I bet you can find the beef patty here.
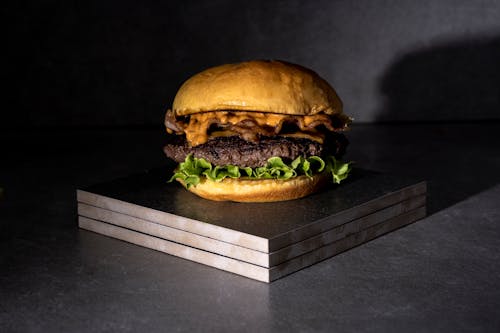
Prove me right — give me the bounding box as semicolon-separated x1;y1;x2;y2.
163;134;348;168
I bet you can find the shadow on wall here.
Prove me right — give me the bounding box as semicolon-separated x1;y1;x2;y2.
377;36;500;122
363;36;500;214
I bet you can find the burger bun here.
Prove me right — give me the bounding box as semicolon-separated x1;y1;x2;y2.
172;60;343;117
178;172;330;202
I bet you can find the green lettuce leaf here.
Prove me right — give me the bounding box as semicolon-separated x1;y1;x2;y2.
169;154;352;188
326;156;352;184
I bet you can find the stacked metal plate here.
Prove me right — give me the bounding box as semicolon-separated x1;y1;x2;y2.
77;168;426;283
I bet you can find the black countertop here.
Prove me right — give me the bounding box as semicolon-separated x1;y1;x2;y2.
2;123;500;332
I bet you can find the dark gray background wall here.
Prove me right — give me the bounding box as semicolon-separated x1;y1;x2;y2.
5;0;500;128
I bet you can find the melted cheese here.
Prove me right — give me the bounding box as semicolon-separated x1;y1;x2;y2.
182;111;334;146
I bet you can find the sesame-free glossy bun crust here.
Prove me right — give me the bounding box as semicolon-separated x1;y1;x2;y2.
178;172;330;202
172;60;343;117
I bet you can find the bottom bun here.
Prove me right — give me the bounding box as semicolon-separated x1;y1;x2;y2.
178;172;330;202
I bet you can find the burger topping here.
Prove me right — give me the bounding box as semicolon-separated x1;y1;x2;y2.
165;110;350;146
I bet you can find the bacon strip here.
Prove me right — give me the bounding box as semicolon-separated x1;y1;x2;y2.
165;110;349;146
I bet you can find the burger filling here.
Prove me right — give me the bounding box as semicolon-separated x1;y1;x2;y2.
164;110;352;187
165;110;350;146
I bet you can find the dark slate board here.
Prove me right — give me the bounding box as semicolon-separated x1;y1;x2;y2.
81;167;426;240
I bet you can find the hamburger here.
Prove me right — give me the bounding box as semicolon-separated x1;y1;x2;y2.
163;60;352;202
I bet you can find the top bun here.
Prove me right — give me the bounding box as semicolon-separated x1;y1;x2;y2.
172;60;343;117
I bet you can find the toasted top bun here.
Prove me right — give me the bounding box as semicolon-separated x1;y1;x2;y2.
172;60;343;117
178;172;330;202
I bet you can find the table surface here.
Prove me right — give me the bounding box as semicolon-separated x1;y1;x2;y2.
2;123;500;332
